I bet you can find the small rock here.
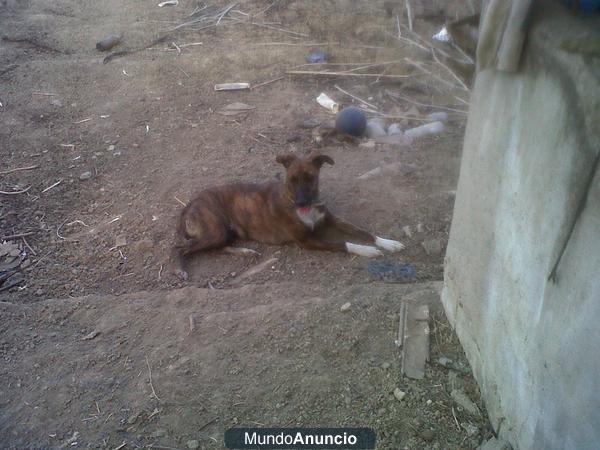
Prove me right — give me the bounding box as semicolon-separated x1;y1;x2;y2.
359;140;376;149
422;239;443;256
20;259;31;269
427;111;448;122
79;171;92;181
340;302;351;312
462;423;479;436
387;123;403;135
187;440;200;449
479;437;512;450
416;223;425;233
151;428;167;438
365;120;387;138
35;288;43;296
426;399;432;405
115;235;127;248
402;225;412;238
451;389;481;416
50;99;63;107
299;118;321;129
438;356;453;367
393;387;406;401
381;362;391;370
419;429;434;442
108;144;115;151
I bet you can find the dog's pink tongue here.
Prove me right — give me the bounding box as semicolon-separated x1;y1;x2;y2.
298;206;311;215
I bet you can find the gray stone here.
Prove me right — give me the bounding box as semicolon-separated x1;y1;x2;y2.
478;437;512;450
340;302;351;312
393;387;406;401
451;389;481;416
387;123;403;135
187;440;200;449
79;171;92;181
422;239;443;255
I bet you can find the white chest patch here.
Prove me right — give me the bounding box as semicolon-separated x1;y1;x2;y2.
296;206;325;230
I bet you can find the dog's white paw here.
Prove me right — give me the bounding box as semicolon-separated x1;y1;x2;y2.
346;242;383;258
375;236;405;252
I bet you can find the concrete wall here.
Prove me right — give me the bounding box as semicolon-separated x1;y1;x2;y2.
442;5;600;450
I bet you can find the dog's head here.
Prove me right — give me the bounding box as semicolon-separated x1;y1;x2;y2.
276;151;334;210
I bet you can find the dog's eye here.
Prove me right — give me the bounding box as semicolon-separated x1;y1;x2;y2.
305;175;314;183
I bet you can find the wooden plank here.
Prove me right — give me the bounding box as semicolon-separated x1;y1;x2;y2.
400;303;430;379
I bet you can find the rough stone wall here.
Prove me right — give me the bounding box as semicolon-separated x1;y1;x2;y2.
442;4;600;449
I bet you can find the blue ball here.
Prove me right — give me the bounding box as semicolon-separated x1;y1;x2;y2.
335;106;367;137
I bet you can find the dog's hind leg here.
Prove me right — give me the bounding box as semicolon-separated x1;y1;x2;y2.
176;233;233;281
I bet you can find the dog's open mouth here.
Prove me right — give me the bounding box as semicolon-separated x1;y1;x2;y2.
297;206;312;215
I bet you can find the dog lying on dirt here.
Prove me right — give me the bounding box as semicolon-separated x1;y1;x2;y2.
174;151;404;280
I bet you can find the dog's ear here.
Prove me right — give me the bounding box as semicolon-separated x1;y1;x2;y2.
276;153;296;168
309;153;335;168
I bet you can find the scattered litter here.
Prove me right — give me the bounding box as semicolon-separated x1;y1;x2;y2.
79;171;92;181
374;134;413;146
451;389;481;416
158;0;178;6
335;106;366;136
387;123;403;135
404;121;445;140
340;302;351;312
433;26;451;42
316;93;339;113
365;119;386;139
359;140;376;149
305;49;328;63
107;144;115;151
122;69;130;77
368;260;416;281
214;83;250;91
426;111;448;122
73;118;92;124
81;330;100;341
393;387;406;401
218;102;255;116
96;34;122;51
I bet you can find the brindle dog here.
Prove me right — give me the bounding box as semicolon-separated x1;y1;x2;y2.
175;151;404;280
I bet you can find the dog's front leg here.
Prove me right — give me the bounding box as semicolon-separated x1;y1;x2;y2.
298;237;382;258
324;211;405;252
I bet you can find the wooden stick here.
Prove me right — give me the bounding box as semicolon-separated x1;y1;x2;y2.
405;0;413;31
22;236;36;256
386;90;468;114
334;85;378;110
251;76;284;90
41;179;62;193
216;3;237;26
0;165;39;175
233;19;308;37
286;70;410;80
432;50;470;91
0;185;31;195
145;356;162;402
1;232;35;240
404;58;462;91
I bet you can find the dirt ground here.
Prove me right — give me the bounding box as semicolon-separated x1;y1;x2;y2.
1;0;491;449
